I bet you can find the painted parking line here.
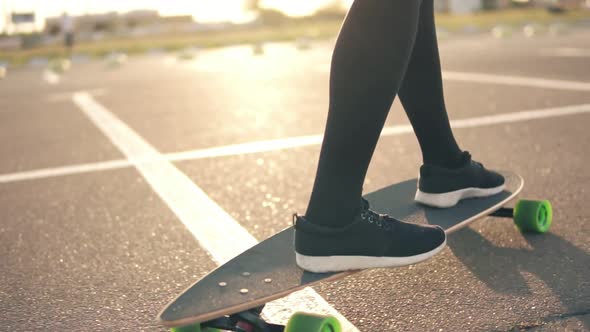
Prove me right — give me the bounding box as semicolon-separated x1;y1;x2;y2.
540;48;590;58
316;66;590;92
47;88;107;102
71;92;358;331
168;103;590;160
441;71;590;92
42;70;60;85
1;102;590;185
0;159;130;183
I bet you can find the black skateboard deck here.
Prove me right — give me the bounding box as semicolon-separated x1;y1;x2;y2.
160;171;524;328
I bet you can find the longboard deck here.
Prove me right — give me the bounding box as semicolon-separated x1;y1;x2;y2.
160;171;523;327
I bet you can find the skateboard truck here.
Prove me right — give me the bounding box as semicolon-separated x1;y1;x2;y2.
201;305;285;332
490;207;514;218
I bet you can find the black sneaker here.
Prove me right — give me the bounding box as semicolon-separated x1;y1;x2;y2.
294;199;446;273
415;151;505;208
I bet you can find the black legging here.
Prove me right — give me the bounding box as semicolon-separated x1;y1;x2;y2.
305;0;462;227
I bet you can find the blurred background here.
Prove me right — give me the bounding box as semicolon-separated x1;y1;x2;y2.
1;0;589;65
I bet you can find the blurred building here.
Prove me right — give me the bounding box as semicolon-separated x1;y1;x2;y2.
435;0;483;13
434;0;517;12
44;10;195;41
435;0;588;11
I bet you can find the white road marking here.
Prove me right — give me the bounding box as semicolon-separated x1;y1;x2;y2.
442;71;590;91
167;103;590;161
540;47;590;58
166;134;322;161
70;92;358;331
42;70;60;84
47;88;107;102
450;103;590;128
1;102;589;184
72;91;256;263
316;66;590;92
0;159;130;183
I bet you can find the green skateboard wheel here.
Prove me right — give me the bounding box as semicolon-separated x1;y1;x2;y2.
285;312;341;332
170;325;220;332
514;200;552;233
171;324;201;332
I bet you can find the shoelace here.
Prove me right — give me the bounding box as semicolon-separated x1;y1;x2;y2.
359;199;394;232
464;151;484;169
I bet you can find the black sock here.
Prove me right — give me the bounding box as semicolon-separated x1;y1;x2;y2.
398;0;462;169
305;0;423;227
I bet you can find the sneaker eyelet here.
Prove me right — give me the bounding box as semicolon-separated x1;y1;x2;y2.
368;216;374;223
376;220;382;227
360;212;368;220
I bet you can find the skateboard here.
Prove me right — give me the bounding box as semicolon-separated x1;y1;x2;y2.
158;171;552;332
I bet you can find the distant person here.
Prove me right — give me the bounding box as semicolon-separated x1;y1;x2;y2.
61;12;74;58
294;0;505;273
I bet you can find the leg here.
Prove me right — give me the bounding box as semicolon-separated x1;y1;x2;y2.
398;0;462;168
398;0;505;207
306;0;423;227
295;0;446;273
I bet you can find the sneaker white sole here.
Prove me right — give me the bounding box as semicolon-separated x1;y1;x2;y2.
415;184;505;208
295;238;446;273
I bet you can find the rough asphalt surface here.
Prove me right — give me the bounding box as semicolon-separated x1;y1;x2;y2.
1;28;589;331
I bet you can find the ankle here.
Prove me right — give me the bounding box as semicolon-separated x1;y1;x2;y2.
423;151;466;169
304;198;363;228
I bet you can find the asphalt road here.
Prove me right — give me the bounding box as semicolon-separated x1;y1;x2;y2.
1;27;589;332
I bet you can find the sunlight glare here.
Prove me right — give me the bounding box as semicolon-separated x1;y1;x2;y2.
1;0;352;32
260;0;335;17
159;0;254;23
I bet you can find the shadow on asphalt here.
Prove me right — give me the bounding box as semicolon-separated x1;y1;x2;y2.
448;228;590;330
